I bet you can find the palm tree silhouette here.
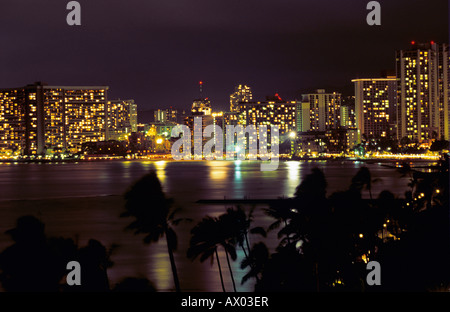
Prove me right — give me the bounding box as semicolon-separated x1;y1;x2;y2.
350;166;380;200
217;206;267;290
121;171;183;292
263;201;294;245
216;211;240;292
240;242;269;285
187;216;227;292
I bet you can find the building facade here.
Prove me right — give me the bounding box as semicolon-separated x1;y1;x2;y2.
0;82;108;155
352;77;397;140
191;98;212;116
230;85;253;112
154;107;178;123
237;100;298;135
396;42;449;141
301;90;342;132
106;99;137;141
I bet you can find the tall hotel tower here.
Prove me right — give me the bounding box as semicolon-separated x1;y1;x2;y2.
301;89;342;132
0;82;108;155
352;77;397;140
396;42;449;141
230;85;253;112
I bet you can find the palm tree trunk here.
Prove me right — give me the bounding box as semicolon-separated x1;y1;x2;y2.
215;247;226;292
243;233;260;282
244;233;251;257
224;248;237;292
165;228;181;292
241;244;249;259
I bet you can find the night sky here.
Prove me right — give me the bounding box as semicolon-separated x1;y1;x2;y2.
0;0;447;112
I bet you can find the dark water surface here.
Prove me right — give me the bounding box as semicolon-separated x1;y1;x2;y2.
0;160;413;291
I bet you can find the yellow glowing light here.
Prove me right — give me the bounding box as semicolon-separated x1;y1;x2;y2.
361;254;368;264
156;138;163;144
359;234;364;238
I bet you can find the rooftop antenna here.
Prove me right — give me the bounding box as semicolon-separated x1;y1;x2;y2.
199;81;203;98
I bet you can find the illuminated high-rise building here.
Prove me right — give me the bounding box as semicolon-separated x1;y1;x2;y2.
438;44;450;140
155;107;178;123
0;87;37;155
396;42;449;141
0;82;108;155
301;90;341;131
230;85;252;112
237;100;298;135
352;77;397;140
340;105;349;128
296;101;310;132
191;81;212;116
154;109;166;123
166;107;178;123
341;96;356;128
107;99;137;141
191;98;212;116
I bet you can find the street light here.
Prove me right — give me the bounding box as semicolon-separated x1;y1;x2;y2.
289;132;296;139
156;138;163;144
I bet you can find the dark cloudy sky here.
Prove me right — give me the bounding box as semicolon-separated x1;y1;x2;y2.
0;0;447;112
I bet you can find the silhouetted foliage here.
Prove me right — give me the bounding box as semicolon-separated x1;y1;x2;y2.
121;171;184;292
75;239;112;292
187;216;227;291
240;242;269;285
0;216;115;292
0;216;69;291
255;160;450;291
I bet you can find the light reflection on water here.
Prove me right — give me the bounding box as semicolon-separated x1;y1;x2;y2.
0;160;413;291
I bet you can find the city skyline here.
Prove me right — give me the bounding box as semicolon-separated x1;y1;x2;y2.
0;0;447;111
0;1;449;297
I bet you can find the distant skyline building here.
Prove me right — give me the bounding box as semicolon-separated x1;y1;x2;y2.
154;109;166;123
296;101;310;132
237;100;298;135
154;107;178;123
0;82;108;155
191;81;212;116
107;99;137;141
230;85;252;112
396;42;449;141
340;105;349;128
191;98;212;116
352;77;397;140
437;43;450;140
301;89;342;132
341;95;356;128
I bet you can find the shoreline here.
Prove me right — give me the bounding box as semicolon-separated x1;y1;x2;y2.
0;156;442;164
